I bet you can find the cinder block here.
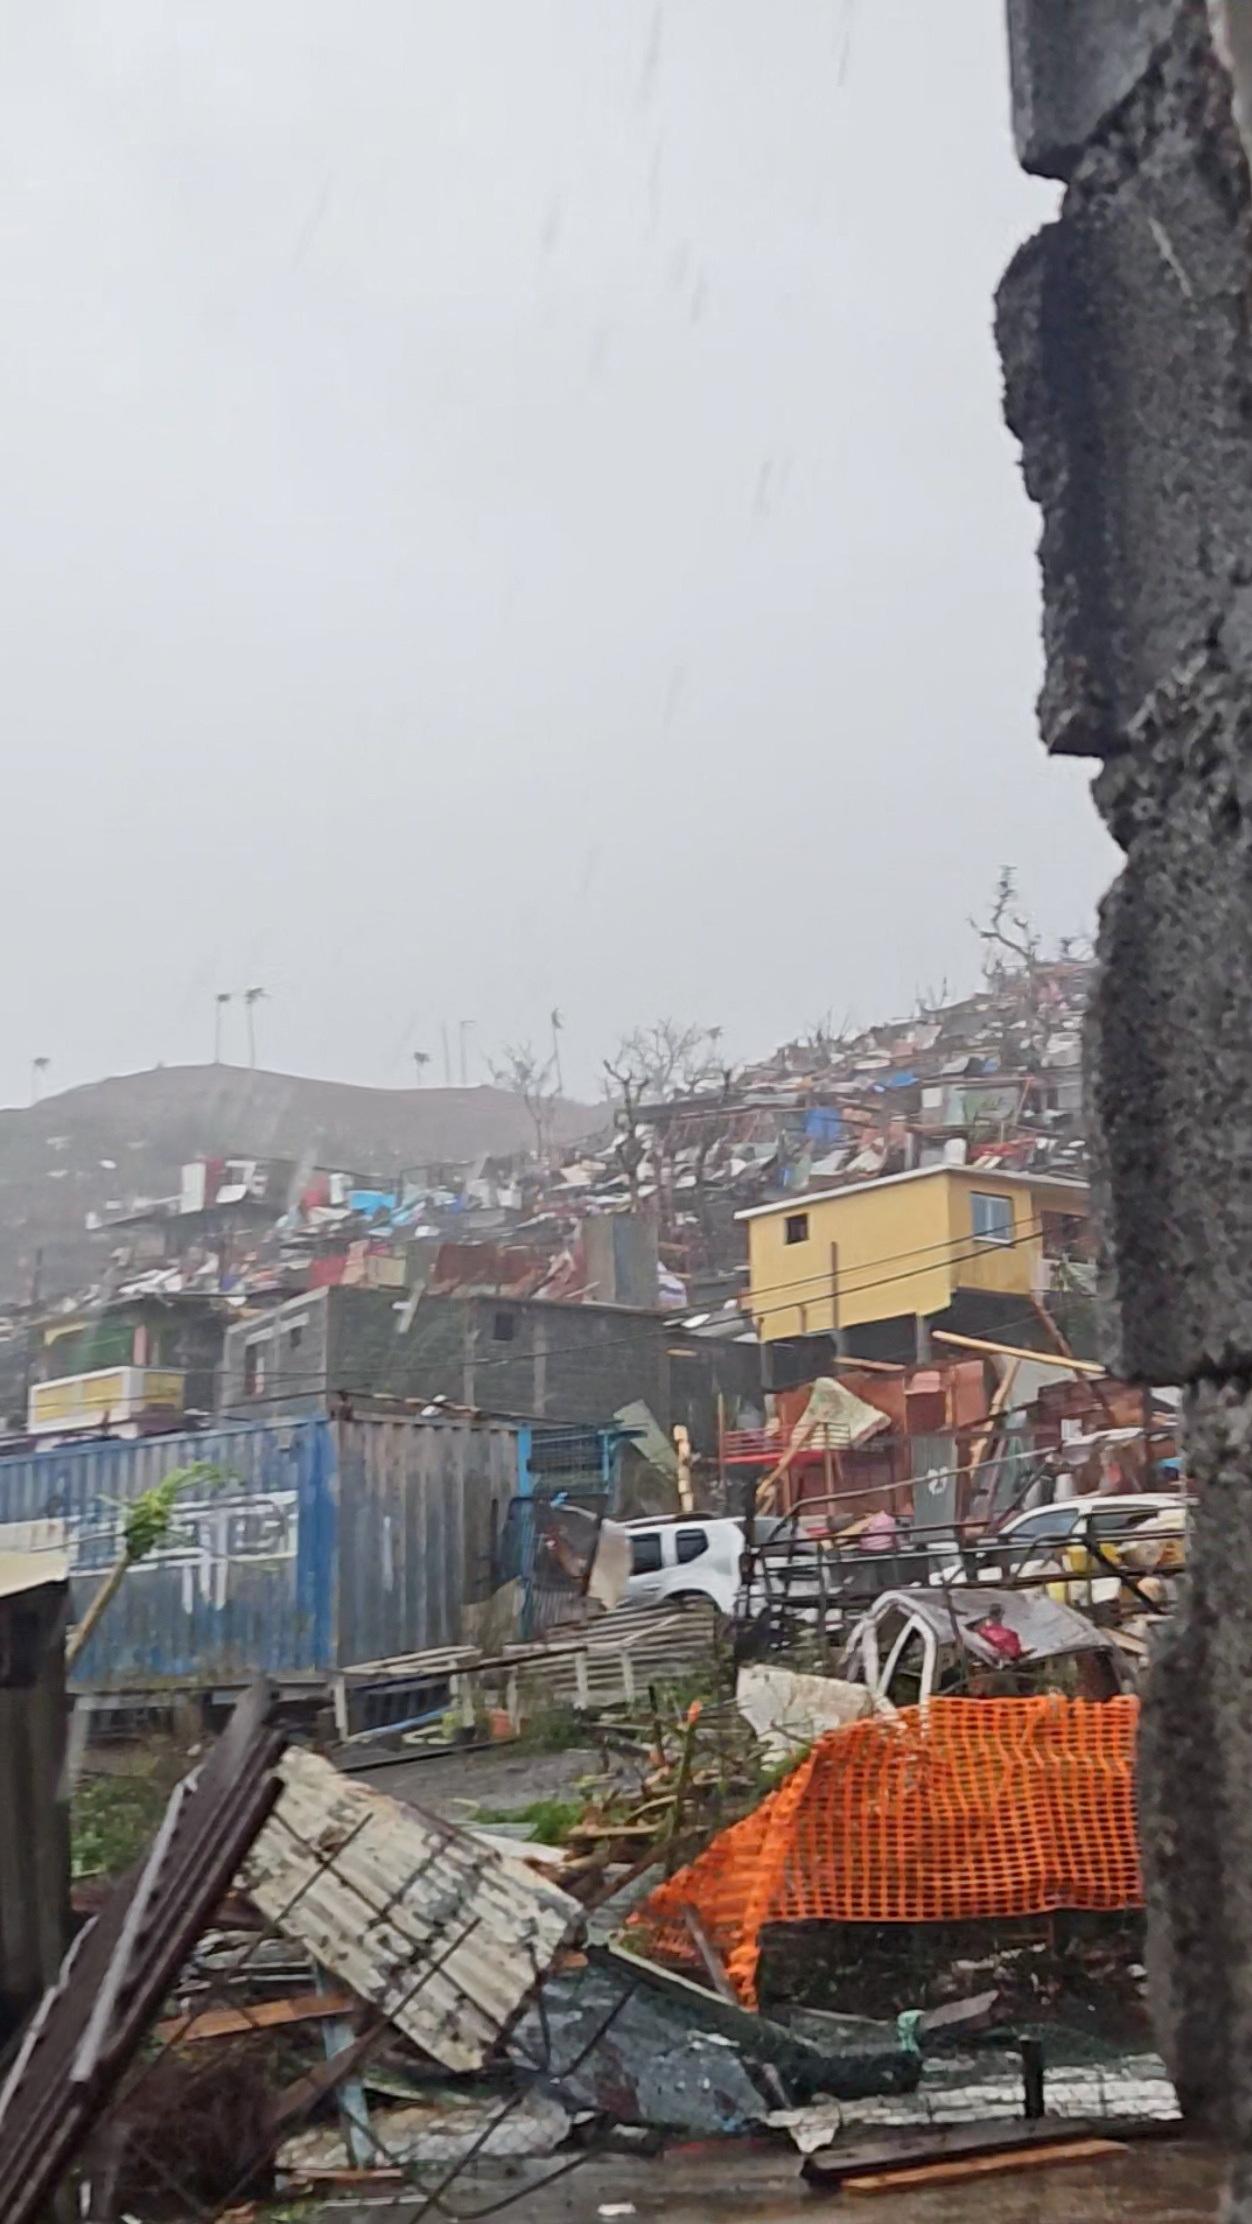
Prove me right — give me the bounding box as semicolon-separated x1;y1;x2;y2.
996;11;1252;761
1087;657;1252;1378
1142;1384;1252;2141
1005;0;1180;177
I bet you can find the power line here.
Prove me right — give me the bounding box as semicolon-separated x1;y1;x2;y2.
206;1209;1093;1399
210;1280;1098;1409
740;1219;1051;1310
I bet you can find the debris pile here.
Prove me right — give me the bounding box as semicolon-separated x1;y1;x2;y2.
2;1641;1186;2221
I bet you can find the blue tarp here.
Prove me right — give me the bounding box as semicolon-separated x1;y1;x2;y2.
804;1106;846;1146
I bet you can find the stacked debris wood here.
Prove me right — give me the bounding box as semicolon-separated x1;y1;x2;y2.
338;1597;722;1744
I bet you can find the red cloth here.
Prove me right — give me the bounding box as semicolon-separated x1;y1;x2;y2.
974;1618;1024;1663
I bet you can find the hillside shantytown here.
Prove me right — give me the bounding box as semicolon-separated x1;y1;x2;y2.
1;0;1239;2210
3;894;1095;1471
0;894;1192;2216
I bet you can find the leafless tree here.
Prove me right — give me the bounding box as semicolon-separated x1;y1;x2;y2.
490;1040;561;1161
608;1017;724;1099
970;868;1050;1064
603;1058;647;1210
605;1020;736;1240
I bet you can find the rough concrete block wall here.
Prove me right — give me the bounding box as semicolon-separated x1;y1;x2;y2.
1000;2;1252;2205
329;1289;674;1431
1005;0;1179;177
482;1303;671;1429
219;1291;331;1416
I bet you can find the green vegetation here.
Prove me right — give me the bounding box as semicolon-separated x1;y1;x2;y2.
69;1463;237;1671
122;1461;230;1561
72;1770;169;1880
476;1796;584;1844
513;1701;591;1752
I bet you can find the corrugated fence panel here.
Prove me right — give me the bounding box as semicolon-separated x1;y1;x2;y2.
335;1420;519;1668
0;1419;337;1688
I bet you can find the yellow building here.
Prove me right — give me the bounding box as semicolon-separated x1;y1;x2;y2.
738;1165;1090;1361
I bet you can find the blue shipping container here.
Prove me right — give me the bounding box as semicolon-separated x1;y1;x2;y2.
0;1414;522;1689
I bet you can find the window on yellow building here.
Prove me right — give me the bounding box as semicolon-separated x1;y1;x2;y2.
784;1212;810;1246
971;1192;1013;1245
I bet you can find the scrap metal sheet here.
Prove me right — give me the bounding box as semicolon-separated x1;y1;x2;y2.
243;1749;582;2072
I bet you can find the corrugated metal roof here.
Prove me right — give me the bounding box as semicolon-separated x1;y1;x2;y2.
243;1750;582;2072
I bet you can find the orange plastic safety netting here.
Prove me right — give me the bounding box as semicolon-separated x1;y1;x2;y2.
630;1696;1143;2004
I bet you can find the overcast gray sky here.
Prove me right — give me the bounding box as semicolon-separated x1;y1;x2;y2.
0;2;1115;1105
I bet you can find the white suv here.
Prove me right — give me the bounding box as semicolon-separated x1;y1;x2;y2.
622;1517;743;1615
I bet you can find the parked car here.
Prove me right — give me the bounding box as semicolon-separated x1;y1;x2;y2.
622;1516;744;1615
980;1491;1187;1605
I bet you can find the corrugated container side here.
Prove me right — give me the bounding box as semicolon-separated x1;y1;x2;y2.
0;1419;337;1688
334;1418;519;1666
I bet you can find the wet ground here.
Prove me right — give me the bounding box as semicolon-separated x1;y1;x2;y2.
312;2138;1223;2221
508;2140;1221;2222
338;1742;603;1822
323;1752;1212;2217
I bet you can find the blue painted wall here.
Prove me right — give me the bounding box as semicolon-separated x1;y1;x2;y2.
0;1413;521;1688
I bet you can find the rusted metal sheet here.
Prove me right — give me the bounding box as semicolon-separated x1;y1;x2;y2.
0;1683;287;2224
243;1749;582;2072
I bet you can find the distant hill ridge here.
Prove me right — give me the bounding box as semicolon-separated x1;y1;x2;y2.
0;1064;597;1302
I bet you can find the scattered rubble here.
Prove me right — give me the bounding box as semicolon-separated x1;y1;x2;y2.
279;2083;573;2177
735;1661;874;1761
0;1653;1190;2222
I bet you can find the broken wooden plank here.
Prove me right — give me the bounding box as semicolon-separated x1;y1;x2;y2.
801;2114;1175;2190
842;2135;1127;2194
283;2165;405;2189
156;1988;357;2045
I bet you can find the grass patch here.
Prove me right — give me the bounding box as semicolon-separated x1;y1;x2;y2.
512;1701;591;1752
72;1769;170;1880
476;1796;584;1845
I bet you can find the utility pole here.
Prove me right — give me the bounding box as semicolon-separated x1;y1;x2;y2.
30;1057;49;1105
412;1050;431;1086
459;1020;474;1087
19;1247;42;1427
441;1023;452;1087
243;986;267;1069
214;992;232;1064
550;1008;564;1098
